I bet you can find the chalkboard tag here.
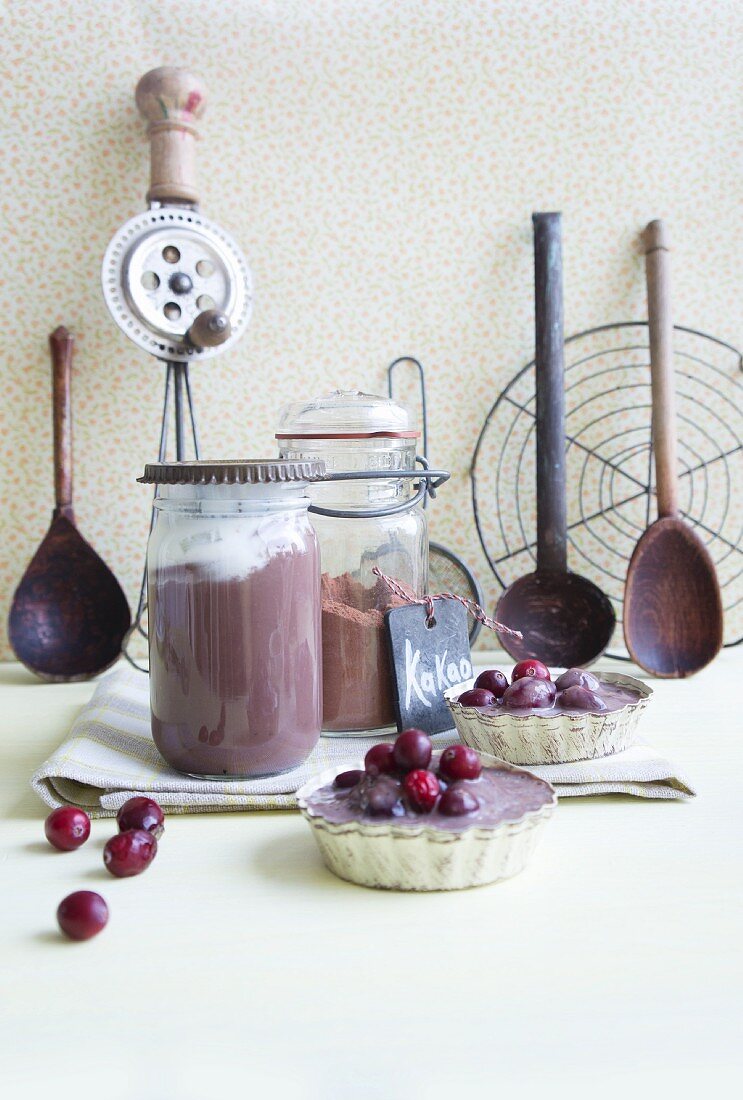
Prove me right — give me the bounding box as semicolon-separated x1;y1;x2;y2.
384;600;474;735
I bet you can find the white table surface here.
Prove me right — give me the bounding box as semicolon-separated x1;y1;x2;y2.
1;651;741;1099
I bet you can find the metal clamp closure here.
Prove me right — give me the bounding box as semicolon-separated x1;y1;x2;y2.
308;456;450;519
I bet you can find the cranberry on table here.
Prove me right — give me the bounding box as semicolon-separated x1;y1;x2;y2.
365;776;402;816
555;668;600;692
439;744;482;781
103;829;158;878
364;742;396;777
558;685;607;712
393;728;432;772
473;669;508;698
457;687;497;708
511;659;551;683
116;796;165;838
334;769;364;789
439;785;480;816
44;806;91;852
403;769;440;813
502;677;556;709
56;891;108;941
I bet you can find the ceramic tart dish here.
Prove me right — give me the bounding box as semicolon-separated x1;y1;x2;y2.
445;672;652;766
296;751;556;892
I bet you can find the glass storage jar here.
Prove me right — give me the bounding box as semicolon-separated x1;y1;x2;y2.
139;460;325;777
276;390;444;736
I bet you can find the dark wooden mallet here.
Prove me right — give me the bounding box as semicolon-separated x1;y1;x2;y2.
495;213;615;666
8;327;131;681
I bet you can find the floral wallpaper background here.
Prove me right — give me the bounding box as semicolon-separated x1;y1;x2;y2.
1;0;740;661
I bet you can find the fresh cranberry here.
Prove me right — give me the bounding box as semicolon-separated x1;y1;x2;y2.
365;776;402;816
116;796;164;838
364;742;396;777
439;744;482;781
555;668;600;692
56;891;108;941
457;687;497;708
558;685;607;712
103;829;157;877
474;669;508;698
44;806;91;851
393;728;432;772
511;659;551;683
439;785;480;816
403;769;440;812
334;769;364;789
502;677;556;709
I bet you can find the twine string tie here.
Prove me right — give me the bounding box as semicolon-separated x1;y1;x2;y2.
372;567;523;640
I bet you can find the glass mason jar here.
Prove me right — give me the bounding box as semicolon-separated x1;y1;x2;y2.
139;460;325;778
276;391;430;736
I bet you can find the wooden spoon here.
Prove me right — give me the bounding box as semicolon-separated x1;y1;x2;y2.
8;328;131;681
623;221;723;677
495;212;616;666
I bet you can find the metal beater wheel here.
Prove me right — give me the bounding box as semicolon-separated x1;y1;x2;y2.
472;322;742;659
102;205;252;362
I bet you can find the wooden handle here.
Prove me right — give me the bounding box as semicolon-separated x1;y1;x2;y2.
135;67;207;206
533;212;567;572
187;309;231;349
642;219;678;518
49;326;74;518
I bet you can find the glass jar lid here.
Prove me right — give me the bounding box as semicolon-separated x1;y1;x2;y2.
275;389;419;440
138;459;326;484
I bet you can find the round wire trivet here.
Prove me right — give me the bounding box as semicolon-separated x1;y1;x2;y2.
427;541;485;646
472;322;742;660
388;356;484;644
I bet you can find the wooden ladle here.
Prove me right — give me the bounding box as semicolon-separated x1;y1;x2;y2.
623;221;723;676
8;328;131;681
495;213;616;666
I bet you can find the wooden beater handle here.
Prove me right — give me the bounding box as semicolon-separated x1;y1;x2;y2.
187;309;232;350
49;326;74;520
135;67;207;206
642;219;678;518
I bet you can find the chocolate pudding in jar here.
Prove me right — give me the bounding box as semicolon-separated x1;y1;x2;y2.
140;460;325;778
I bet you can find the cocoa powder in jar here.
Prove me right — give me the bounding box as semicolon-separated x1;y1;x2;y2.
321;572;407;731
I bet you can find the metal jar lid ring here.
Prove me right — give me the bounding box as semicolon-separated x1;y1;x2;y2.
138;459;326;484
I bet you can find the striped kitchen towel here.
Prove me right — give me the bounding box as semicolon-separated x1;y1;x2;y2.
30;666;695;817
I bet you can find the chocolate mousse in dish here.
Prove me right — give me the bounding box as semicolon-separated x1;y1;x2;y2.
446;660;651;766
297;729;555;891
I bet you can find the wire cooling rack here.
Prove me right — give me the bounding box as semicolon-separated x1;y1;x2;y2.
472;322;742;659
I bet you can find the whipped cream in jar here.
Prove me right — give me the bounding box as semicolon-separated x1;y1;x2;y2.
139;460;325;778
